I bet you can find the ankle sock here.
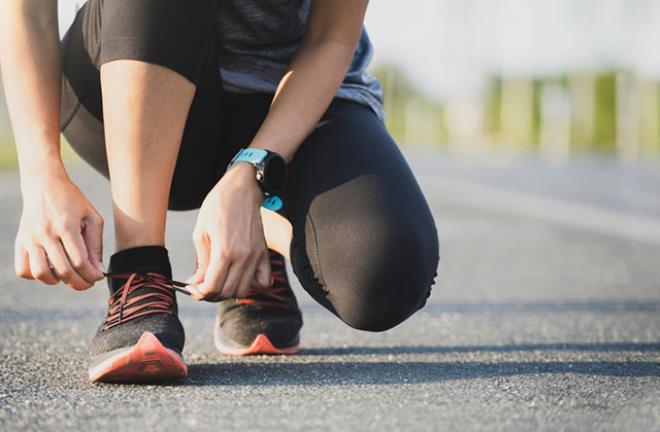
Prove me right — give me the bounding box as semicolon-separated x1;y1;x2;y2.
107;245;172;292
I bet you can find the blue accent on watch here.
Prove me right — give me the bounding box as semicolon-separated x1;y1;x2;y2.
227;148;269;169
228;148;285;212
262;195;283;211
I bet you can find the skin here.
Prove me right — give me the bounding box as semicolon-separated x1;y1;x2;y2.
0;0;369;300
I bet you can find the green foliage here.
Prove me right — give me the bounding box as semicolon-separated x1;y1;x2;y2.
0;135;18;171
370;64;446;147
593;72;617;153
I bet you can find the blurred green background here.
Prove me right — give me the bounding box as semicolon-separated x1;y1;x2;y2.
1;0;659;169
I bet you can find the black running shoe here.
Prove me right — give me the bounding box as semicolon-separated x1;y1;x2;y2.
214;250;302;355
88;270;187;383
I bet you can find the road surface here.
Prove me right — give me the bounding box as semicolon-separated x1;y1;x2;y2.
1;151;658;431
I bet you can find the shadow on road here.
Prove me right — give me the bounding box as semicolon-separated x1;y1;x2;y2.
182;360;660;386
4;299;658;322
300;342;660;356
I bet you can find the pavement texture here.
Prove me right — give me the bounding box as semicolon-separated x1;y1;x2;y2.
0;151;658;431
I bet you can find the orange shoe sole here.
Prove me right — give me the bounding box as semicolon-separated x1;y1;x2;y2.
88;331;188;383
214;316;299;356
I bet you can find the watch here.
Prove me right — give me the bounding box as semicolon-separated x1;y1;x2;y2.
227;148;287;211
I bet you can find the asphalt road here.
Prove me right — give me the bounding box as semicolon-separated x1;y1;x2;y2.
1;152;658;431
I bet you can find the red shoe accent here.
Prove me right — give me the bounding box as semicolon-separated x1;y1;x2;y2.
88;332;188;383
218;333;300;356
214;314;299;356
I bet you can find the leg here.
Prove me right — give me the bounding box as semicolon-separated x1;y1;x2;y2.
60;0;225;217
59;0;221;383
283;99;440;331
101;61;194;250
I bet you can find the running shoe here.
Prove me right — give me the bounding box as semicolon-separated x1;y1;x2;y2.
88;270;187;383
214;250;302;355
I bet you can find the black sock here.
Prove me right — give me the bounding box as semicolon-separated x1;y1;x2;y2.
107;245;172;292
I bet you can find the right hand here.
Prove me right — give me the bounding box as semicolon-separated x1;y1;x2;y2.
14;164;105;290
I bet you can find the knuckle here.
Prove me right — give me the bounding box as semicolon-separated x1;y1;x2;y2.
70;257;86;270
32;225;50;240
59;268;74;279
219;248;232;260
234;247;250;259
52;217;70;232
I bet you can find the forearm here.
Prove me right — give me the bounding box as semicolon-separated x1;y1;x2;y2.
248;38;355;161
0;1;65;188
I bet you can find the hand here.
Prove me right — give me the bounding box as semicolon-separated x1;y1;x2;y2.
14;164;105;290
185;163;271;301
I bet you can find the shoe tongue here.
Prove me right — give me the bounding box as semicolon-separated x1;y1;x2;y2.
106;245;172;293
107;264;171;294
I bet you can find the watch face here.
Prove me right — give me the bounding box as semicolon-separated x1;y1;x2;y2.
262;153;287;193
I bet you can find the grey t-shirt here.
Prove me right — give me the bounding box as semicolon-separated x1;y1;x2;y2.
217;0;385;121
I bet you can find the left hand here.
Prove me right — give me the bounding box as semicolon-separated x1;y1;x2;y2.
185;163;271;301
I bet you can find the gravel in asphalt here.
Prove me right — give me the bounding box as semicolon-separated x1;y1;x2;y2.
1;154;658;431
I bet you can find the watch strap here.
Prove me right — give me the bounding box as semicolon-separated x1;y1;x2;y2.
227;148;270;169
228;148;284;212
262;195;283;211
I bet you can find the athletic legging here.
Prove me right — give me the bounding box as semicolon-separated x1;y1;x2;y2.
59;0;440;331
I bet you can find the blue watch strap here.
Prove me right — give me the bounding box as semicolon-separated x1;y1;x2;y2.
228;148;269;169
228;148;284;211
262;195;283;211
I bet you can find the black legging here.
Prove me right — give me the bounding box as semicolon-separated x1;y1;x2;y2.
59;0;440;332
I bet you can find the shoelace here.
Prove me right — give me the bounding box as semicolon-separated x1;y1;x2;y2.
236;253;293;310
101;271;190;331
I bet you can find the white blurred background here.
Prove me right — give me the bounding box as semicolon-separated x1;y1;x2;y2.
1;0;659;169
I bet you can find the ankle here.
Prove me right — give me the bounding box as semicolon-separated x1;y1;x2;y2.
107;245;172;290
115;237;165;252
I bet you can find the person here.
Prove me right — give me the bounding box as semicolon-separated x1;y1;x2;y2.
0;0;440;383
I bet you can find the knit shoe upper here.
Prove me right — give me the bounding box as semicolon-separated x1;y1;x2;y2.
216;250;302;350
90;270;185;358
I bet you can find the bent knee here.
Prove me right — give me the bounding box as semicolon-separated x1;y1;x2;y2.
336;293;428;332
329;234;439;332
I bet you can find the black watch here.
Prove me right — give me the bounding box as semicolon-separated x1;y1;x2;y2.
227;148;287;195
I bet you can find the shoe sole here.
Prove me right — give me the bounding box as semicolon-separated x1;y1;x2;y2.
214;315;299;356
88;332;188;383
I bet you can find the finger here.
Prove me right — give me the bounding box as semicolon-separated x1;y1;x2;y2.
42;237;91;290
186;230;212;300
184;271;205;300
216;258;246;300
184;268;205;300
14;242;34;280
253;249;271;289
82;212;105;276
27;245;59;285
235;256;258;298
197;244;231;300
60;225;103;284
185;246;206;283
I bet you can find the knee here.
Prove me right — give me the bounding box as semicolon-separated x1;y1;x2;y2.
329;226;440;332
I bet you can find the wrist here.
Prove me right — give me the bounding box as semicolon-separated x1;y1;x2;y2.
19;154;68;192
222;163;264;203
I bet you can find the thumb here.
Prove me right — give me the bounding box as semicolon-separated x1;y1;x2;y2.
185;268;205;285
82;212;104;273
185;233;210;300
